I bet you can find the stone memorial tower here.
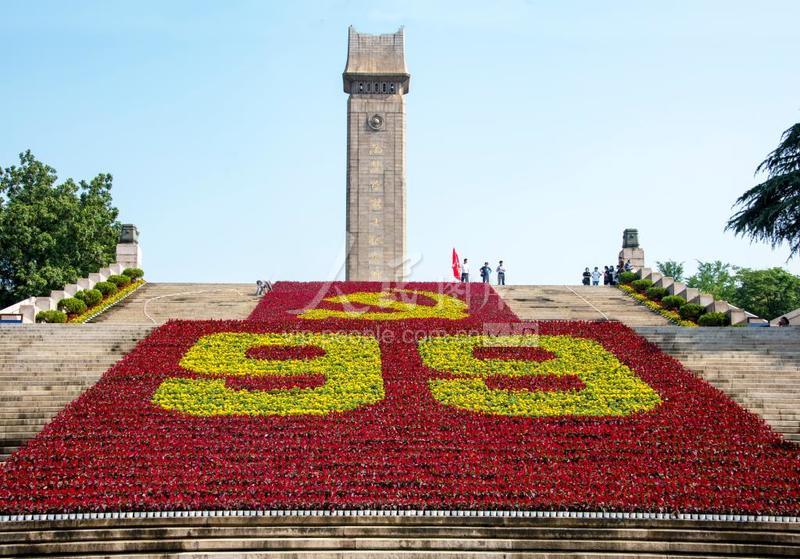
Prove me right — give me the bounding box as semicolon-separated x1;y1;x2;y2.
343;26;410;281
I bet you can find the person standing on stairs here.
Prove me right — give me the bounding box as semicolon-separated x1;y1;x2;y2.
460;258;470;282
496;261;506;285
582;267;591;286
591;267;602;286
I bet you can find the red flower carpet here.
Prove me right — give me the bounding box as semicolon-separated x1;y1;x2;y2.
1;281;798;515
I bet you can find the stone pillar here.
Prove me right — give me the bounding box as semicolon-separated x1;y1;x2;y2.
115;224;142;270
618;228;645;270
343;27;410;281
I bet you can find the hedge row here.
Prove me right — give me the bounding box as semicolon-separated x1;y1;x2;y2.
36;268;144;323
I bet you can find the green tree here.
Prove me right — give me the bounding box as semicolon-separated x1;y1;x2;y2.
656;260;685;282
686;260;738;301
731;267;800;320
0;151;120;308
726;123;800;257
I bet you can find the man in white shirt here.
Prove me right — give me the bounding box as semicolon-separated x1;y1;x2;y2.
461;258;469;282
591;267;602;286
496;261;506;285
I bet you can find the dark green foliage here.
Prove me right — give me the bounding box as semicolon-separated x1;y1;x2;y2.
679;303;706;322
661;295;686;310
57;297;87;316
81;288;103;307
656;260;685;282
0;151;121;308
631;279;654;293
732;267;800;320
36;310;67;323
646;286;669;301
726;123;800;257
698;311;730;327
107;274;131;288
687;261;738;302
122;267;144;279
618;271;638;285
94;281;118;297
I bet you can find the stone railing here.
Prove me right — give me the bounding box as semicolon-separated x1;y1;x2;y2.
0;262;132;324
637;267;767;326
0;226;142;324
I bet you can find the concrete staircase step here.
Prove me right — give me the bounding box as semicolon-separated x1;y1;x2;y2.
1;517;798;558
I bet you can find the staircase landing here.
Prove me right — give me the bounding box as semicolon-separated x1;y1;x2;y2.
496;285;670;326
92;282;260;324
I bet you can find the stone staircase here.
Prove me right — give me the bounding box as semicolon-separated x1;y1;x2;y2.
1;515;798;557
92;282;260;324
496;285;670;326
636;326;800;443
0;324;153;462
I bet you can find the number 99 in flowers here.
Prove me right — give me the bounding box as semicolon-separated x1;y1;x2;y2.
152;332;384;416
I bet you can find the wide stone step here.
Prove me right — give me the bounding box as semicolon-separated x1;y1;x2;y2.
1;517;798;558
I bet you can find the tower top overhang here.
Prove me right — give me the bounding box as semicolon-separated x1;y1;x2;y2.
343;26;410;94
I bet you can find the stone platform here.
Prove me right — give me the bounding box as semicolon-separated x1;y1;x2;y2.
91;282;260;324
495;285;670;326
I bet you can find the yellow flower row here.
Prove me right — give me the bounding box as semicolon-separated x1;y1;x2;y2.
70;280;146;323
618;285;697;327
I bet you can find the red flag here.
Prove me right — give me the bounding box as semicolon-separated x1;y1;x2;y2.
451;248;461;280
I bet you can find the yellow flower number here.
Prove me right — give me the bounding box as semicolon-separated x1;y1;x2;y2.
152;332;383;416
299;289;468;320
420;335;660;417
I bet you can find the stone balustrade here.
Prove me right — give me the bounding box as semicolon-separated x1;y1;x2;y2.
0;257;136;324
637;268;762;326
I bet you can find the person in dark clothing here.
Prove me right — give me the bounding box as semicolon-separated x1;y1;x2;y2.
480;262;492;284
582;267;591;286
603;266;611;285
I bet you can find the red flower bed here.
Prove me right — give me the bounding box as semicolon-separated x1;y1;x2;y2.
0;281;798;515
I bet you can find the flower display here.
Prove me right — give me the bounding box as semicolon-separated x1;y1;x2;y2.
154;332;383;416
0;281;798;516
299;289;469;320
422;334;661;416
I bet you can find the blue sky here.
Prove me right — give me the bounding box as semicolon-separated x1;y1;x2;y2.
2;1;799;283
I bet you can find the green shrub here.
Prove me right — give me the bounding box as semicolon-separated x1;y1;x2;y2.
107;274;131;288
646;286;669;301
679;303;706;322
631;279;654;293
697;311;730;327
74;290;87;302
81;288;103;307
661;295;686;310
57;297;87;316
94;281;118;297
36;310;67;323
618;271;638;285
122;267;144;279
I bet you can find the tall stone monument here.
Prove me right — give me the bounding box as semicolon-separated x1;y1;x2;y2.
343;27;410;281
